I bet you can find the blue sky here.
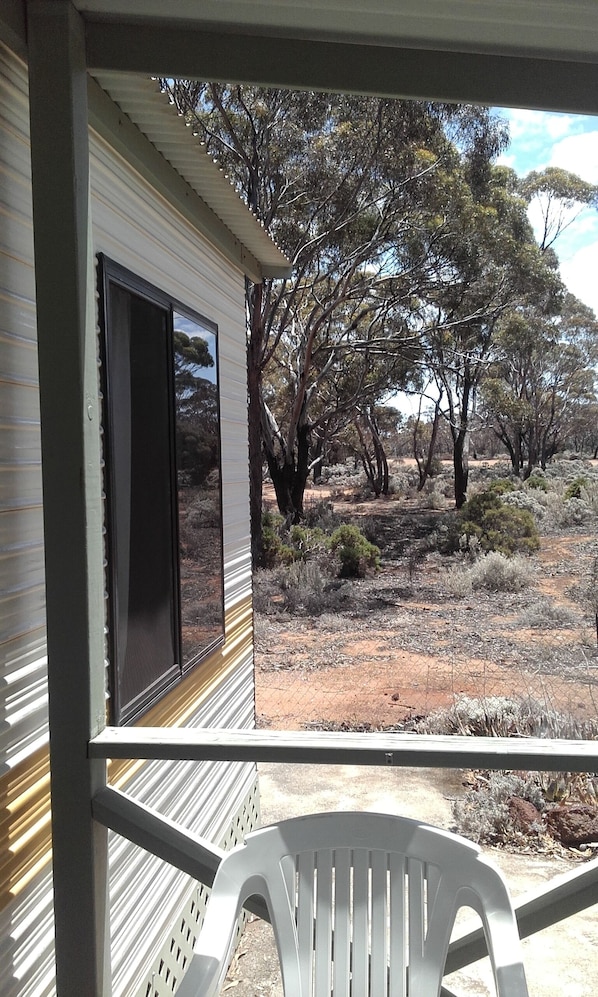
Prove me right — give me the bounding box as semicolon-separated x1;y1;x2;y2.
496;107;598;315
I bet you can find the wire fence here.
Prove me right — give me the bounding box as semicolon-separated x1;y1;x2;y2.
253;544;598;736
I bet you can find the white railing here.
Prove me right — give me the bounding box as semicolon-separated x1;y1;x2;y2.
89;726;598;771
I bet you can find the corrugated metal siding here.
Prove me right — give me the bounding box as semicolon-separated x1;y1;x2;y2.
90;116;257;994
0;43;54;997
0;40;257;997
110;664;256;997
0;46;47;770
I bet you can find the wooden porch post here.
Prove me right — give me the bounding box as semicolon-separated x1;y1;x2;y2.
26;2;109;994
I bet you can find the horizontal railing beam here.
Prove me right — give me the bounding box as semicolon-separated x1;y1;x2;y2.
89;727;598;772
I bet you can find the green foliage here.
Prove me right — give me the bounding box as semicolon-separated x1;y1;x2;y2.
173;330;214;370
526;474;548;492
329;524;381;578
261;512;380;579
261;511;295;568
520;166;598;252
289;525;329;560
486;477;516;495
564;475;588;500
461;487;539;555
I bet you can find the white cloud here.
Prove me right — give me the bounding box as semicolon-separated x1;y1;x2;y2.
559;242;598;315
501;108;577;145
549;131;598;184
497;109;598;182
503;108;548;141
543;114;579;141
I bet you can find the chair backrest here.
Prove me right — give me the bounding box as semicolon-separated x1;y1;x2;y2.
178;811;529;997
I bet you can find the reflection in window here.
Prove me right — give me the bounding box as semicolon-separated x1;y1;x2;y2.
98;256;225;724
174;314;224;668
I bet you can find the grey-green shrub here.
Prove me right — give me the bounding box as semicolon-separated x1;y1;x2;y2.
453;772;545;845
519;596;577;628
468;551;535;592
503;489;546;520
564;475;588;500
526;473;548;492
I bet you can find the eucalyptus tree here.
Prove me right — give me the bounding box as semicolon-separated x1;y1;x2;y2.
411;165;563;506
482;293;598;473
166;82;507;549
520;166;598;253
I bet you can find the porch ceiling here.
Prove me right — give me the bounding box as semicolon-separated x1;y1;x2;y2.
76;1;598;63
76;0;598;115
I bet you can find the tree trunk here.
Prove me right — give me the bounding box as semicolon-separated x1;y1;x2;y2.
247;283;265;567
453;427;469;508
311;429;325;483
267;423;312;524
291;423;311;518
495;427;519;476
415;401;442;491
452;380;471;509
266;455;296;520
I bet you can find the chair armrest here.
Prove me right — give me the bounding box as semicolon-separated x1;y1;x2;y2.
175;888;244;997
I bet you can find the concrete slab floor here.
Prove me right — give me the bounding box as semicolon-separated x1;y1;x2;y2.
224;763;598;997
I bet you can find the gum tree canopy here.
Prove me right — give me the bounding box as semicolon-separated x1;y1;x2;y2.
167;83;516;548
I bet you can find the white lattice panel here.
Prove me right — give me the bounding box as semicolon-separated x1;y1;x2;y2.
136;777;260;997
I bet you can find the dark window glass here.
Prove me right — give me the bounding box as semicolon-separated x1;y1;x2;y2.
99;258;224;724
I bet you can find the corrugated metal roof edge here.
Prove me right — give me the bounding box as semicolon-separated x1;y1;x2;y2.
91;71;291;279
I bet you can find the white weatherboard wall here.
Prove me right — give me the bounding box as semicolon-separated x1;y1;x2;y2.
0;42;258;997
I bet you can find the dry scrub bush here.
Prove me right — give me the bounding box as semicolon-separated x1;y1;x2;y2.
421;485;446;510
518;596;578;629
302;498;341;533
419;695;538;737
419;695;598;845
420;694;598;740
442;564;473;599
253;562;350;616
541;493;593;529
469;551;535;591
443;552;535;596
453;772;545;845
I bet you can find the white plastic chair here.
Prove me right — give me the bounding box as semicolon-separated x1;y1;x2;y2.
177;811;529;997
